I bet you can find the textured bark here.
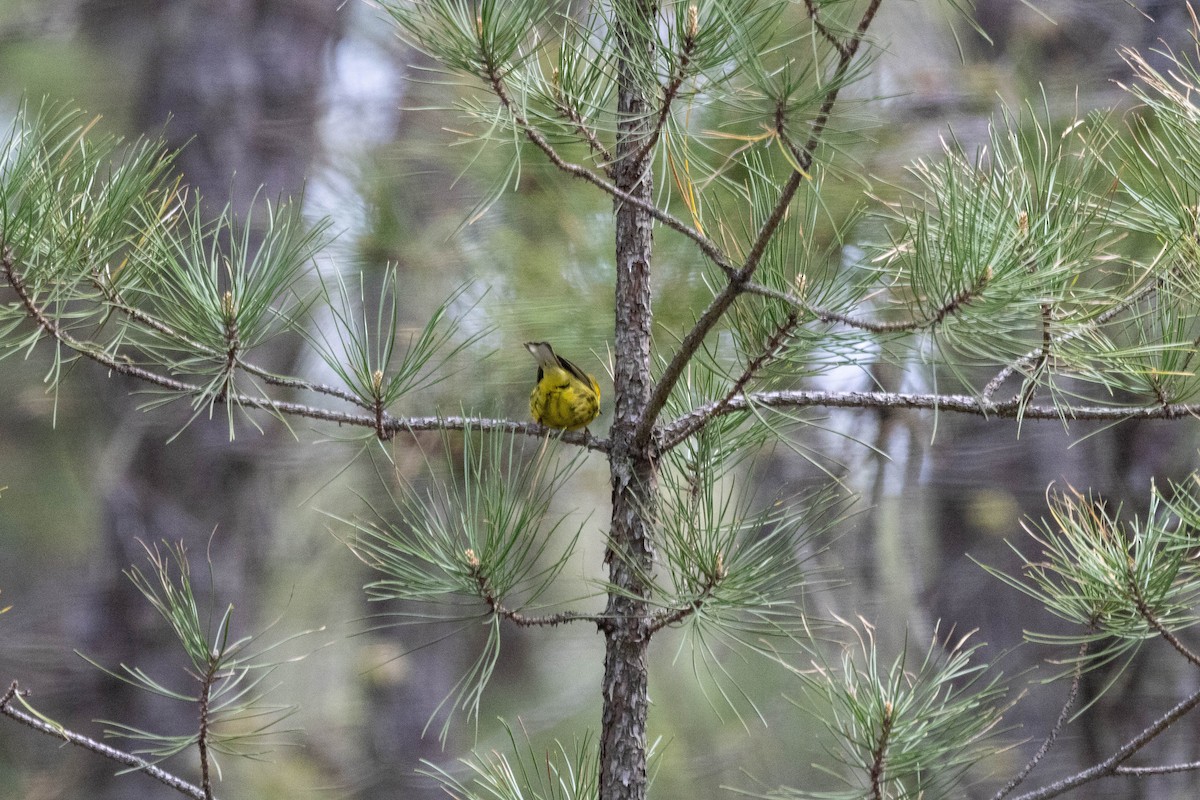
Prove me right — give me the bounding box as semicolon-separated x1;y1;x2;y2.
600;3;659;800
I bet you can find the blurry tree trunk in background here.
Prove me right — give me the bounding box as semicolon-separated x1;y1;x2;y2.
72;2;345;797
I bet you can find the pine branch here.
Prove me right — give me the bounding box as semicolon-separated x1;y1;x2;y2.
628;4;699;169
982;278;1160;402
498;608;601;627
0;681;212;800
803;0;852;59
1128;576;1200;669
90;272;372;409
662;309;800;449
634;0;884;450
741;265;990;335
197;665;216;800
8;251;615;448
869;701;895;800
646;563;722;635
549;91;616;170
20;223;1200;447
479;39;736;277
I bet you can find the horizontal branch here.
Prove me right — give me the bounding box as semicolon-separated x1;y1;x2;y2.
1114;760;1200;776
496;607;601;628
468;558;601;628
7;251;613;449
1;681;210;800
660;389;1200;451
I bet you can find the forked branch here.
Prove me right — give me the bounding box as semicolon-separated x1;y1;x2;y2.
1012;684;1200;800
479;43;736;276
634;0;885;450
1;681;211;800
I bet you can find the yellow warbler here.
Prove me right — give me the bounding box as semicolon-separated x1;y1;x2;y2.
524;341;601;431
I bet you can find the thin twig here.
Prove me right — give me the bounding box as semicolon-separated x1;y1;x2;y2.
197;667;215;800
646;575;720;635
869;701;894;800
992;642;1089;800
497;607;601;628
1;681;211;800
629;6;699;169
468;559;599;628
551;95;615;169
803;0;852;58
743;265;990;334
24;253;1199;451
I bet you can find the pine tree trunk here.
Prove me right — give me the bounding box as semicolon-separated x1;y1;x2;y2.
600;3;658;800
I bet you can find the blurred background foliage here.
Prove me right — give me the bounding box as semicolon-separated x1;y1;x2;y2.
1;1;1199;799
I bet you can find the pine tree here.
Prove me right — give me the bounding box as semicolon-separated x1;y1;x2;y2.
7;3;1200;800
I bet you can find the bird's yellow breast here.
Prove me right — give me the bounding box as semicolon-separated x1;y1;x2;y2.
529;365;601;431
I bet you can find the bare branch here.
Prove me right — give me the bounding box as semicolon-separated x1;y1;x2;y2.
1;681;211;800
467;558;600;628
1012;684;1200;800
1114;760;1200;776
498;607;601;628
660;388;1200;451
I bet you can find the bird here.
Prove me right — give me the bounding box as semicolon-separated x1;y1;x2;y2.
524;341;601;432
